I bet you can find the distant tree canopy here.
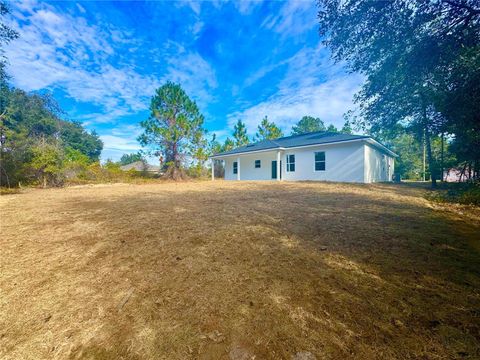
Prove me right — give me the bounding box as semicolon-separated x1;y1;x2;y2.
0;87;103;187
291;116;354;135
317;0;480;184
138;82;206;180
254;116;283;141
222;137;235;152
291;116;326;135
119;152;144;166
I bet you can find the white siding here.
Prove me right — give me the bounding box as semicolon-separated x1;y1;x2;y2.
364;144;394;182
221;141;394;183
281;142;365;182
224;151;279;181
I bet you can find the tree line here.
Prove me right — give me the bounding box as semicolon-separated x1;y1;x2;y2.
317;0;480;185
1;1;478;185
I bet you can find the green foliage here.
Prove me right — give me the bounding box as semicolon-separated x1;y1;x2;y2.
326;124;338;133
254;116;283;141
426;182;480;206
28;140;64;187
291;116;326;135
232;119;249;146
340;120;353;134
139;82;206;180
119;152;144;165
0;2;19;83
222;137;235;152
0;86;103;187
317;0;480;185
208;133;222;156
59;120;102;161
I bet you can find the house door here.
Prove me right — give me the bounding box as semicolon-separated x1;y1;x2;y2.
271;161;282;179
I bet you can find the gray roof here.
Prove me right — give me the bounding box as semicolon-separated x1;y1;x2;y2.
120;161;160;172
212;131;395;157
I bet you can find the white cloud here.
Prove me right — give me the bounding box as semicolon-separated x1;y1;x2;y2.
234;1;261;15
262;0;317;37
229;44;363;134
6;1;215;127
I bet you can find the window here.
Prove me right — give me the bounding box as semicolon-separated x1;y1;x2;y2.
255;160;261;168
314;151;326;171
286;154;295;172
233;161;238;174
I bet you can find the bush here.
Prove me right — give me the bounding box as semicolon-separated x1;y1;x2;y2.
426;181;480;206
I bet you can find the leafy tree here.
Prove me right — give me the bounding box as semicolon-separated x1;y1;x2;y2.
119;152;144;165
0;2;19;83
291;116;326;135
317;0;480;186
0;87;103;187
138;82;206;180
340;120;353;134
326;124;338;133
208;133;224;177
254;116;283;141
208;133;222;155
222;137;235;152
232;119;249;147
28;140;63;188
59;120;102;161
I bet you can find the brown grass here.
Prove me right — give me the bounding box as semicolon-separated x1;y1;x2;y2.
1;181;479;359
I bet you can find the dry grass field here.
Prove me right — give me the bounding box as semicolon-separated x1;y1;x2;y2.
1;181;479;359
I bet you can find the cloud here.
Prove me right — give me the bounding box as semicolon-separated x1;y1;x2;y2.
5;1;215;126
229;45;363;134
234;1;261;15
262;0;317;37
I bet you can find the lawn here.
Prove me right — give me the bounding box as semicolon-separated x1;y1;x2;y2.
1;181;479;359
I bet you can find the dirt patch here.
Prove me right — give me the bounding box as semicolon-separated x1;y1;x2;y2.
1;181;479;359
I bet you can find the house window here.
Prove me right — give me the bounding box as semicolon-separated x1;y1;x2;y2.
286;154;295;172
314;151;326;171
233;161;238;174
255;160;261;168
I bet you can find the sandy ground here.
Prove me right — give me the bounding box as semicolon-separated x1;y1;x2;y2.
0;181;479;359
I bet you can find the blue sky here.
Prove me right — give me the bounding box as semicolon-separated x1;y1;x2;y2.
6;0;362;161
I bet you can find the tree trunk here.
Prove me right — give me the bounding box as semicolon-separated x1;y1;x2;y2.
43;174;47;188
424;127;437;188
420;96;437;188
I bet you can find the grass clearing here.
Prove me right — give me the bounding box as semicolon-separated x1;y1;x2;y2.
1;181;479;359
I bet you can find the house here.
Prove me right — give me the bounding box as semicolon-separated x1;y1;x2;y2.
210;131;397;183
120;161;160;174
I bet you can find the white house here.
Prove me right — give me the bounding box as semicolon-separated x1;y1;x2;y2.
210;131;397;183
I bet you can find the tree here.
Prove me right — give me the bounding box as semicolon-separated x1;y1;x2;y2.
317;0;480;186
208;133;222;156
119;152;144;165
138;82;206;180
291;116;326;135
254;116;283;141
59;120;102;161
0;2;19;83
222;137;235;152
340;120;353;134
232;119;249;147
326;124;338;133
28;140;63;188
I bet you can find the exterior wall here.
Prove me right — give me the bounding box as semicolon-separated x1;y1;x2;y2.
224;151;279;181
223;141;365;183
281;142;365;182
364;144;394;182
